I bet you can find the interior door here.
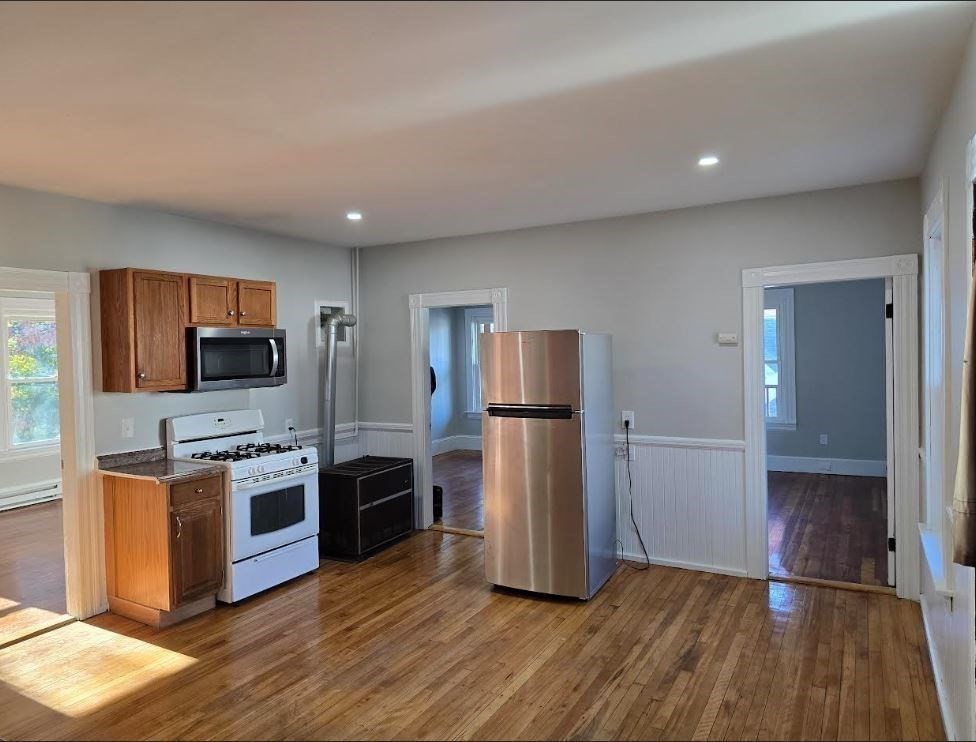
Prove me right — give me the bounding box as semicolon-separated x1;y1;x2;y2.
483;409;587;598
237;280;276;326
188;276;237;326
132;270;187;390
171;496;224;606
884;279;896;586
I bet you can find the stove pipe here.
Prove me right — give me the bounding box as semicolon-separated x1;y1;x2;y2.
322;311;357;468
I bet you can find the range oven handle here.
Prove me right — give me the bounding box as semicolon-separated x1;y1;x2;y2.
269;338;280;377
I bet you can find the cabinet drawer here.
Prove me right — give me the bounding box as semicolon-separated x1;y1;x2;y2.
358;464;413;507
171;475;223;507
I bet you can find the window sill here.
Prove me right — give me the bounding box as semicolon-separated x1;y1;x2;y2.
919;524;954;600
765;421;797;432
0;443;60;461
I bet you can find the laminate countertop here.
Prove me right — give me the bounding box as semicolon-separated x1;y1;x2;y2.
99;459;224;484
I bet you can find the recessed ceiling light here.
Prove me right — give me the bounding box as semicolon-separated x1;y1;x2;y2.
698;155;720;167
346;211;363;221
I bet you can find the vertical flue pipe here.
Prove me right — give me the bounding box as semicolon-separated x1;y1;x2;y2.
323;312;357;467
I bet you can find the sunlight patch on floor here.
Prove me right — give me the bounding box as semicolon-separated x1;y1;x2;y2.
0;620;196;718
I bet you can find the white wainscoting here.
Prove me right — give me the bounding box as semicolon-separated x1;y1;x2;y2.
432;435;482;455
920;538;976;741
615;435;748;577
766;455;887;477
359;422;415;459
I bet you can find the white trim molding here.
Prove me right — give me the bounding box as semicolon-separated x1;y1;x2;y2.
613;433;745;451
743;254;918;288
742;255;920;601
766;455;886;478
409;288;508;529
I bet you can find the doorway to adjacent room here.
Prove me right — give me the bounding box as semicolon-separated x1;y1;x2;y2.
762;279;894;589
428;305;493;534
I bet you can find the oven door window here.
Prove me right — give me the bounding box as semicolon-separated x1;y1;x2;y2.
200;338;276;381
250;485;306;536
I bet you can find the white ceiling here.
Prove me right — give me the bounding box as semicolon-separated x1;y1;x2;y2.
0;1;974;247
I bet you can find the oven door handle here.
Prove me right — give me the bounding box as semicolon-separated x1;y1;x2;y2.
269;338;280;377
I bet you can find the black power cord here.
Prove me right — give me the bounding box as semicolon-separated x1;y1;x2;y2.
620;419;650;570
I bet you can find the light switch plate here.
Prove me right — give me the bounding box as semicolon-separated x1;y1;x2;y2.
717;332;739;346
820;434;828;445
121;417;134;439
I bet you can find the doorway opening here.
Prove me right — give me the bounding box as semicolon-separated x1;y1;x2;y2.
428;305;493;535
0;291;71;646
763;279;894;590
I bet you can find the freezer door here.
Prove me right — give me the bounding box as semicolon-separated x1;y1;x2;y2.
483;410;588;598
480;330;582;408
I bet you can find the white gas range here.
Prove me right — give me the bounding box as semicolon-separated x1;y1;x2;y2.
167;409;319;603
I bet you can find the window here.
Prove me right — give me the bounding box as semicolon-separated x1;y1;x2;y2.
1;298;59;453
763;288;796;430
464;306;494;414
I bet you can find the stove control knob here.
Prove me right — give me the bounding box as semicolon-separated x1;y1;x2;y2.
301;456;308;465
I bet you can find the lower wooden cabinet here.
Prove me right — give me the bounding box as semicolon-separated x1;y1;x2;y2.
103;472;225;627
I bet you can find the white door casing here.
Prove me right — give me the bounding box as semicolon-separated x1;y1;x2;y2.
742;254;920;601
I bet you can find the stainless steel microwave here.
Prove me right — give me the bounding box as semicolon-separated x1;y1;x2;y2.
189;327;287;391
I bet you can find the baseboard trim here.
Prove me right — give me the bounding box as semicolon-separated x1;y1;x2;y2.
767;455;886;477
0;479;62;512
769;574;896;595
432;434;482;455
920;597;957;742
619;552;748;579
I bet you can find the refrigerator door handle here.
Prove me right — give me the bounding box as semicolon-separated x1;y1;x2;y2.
487;404;575;419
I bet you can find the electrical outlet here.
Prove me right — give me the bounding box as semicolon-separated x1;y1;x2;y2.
285;418;295;431
615;443;636;459
621;410;636;430
120;417;134;439
819;434;828;446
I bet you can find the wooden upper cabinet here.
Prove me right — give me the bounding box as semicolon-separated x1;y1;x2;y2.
237;280;276;326
101;268;277;392
188;276;237;326
101;268;188;393
133;271;187;390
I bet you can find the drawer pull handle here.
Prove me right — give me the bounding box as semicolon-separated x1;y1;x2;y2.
175;515;183;540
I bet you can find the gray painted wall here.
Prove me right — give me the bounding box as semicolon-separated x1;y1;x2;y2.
0;183;352;455
358;179;920;440
766;279;886;461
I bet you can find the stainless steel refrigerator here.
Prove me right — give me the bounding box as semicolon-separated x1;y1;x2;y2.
480;329;616;599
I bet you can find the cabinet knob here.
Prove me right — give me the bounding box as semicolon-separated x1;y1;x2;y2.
240;311;248;317
194;487;204;494
137;371;146;380
228;310;236;317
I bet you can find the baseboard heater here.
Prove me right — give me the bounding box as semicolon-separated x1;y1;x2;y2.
318;456;414;559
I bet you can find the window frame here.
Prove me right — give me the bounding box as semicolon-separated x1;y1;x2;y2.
0;297;59;456
463;306;495;416
763;287;797;431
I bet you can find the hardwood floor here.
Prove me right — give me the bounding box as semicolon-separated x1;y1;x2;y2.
433;450;484;532
768;472;889;587
0;500;69;648
0;530;942;740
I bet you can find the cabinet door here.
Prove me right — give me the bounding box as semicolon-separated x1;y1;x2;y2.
132;271;188;390
189;276;237;326
171;496;224;606
237;280;276;326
